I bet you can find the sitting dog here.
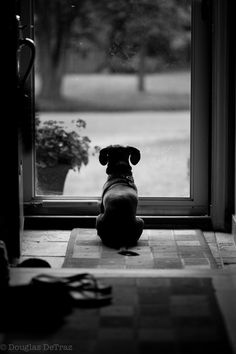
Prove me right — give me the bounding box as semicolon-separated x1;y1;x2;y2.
96;145;144;249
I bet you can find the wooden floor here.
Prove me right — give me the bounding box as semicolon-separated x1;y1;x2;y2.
20;229;236;269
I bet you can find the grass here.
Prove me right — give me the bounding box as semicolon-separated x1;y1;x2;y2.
39;111;190;197
35;71;190;112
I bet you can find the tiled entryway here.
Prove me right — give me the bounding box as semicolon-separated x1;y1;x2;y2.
5;268;236;354
14;230;236;354
62;229;217;269
20;229;236;269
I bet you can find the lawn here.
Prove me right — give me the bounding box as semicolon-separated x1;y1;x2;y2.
39;111;190;197
36;71;190;112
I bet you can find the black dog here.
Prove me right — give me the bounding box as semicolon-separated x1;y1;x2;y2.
96;145;144;248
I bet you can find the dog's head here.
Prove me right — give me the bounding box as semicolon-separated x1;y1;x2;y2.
99;145;141;175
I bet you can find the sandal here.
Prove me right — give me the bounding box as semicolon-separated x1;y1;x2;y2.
30;273;112;295
69;289;112;307
30;273;112;308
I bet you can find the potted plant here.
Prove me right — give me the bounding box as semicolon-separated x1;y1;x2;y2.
35;116;92;195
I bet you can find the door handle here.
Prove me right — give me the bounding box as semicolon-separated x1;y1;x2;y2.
17;37;35;88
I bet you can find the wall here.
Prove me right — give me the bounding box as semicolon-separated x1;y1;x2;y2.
0;1;21;262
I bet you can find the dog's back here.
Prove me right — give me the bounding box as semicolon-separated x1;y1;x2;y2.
96;145;144;248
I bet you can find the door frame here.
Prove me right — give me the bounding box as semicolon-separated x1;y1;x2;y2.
22;0;235;231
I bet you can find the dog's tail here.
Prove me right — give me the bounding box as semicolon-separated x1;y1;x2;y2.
118;247;139;256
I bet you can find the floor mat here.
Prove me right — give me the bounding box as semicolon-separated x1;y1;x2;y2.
51;277;233;354
62;229;219;269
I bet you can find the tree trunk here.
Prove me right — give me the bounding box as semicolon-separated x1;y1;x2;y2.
137;43;146;92
34;0;74;102
37;40;65;101
36;23;67;101
39;66;63;101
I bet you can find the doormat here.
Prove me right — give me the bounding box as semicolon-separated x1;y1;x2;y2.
62;229;218;269
54;277;233;354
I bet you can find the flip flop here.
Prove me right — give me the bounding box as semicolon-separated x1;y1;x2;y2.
31;273;112;295
69;289;112;307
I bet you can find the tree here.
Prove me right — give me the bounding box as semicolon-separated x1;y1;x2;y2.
123;0;191;91
35;0;191;99
93;0;191;91
35;0;93;101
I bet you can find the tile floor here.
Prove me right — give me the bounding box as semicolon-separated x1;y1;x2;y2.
6;267;236;354
8;229;236;354
20;229;236;269
62;229;217;269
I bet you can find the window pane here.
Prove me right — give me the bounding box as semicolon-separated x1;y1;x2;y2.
34;0;191;197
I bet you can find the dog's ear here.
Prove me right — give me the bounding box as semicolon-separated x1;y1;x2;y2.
99;146;110;165
128;146;141;165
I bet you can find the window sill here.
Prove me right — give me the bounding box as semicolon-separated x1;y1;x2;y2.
24;214;212;231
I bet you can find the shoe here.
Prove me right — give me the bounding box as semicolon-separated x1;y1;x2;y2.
69;288;112;307
31;272;112;295
30;273;112;307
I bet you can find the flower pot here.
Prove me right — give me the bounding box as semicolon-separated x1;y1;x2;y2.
36;164;70;195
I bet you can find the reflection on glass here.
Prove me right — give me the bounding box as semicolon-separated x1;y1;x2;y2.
34;0;191;197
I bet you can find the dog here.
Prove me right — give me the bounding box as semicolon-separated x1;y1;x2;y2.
96;145;144;249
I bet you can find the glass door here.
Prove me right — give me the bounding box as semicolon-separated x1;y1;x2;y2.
26;0;210;217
